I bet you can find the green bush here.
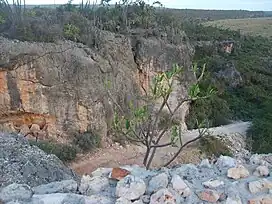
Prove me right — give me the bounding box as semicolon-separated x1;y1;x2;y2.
73;131;101;152
247;100;272;153
29;140;78;162
63;23;80;41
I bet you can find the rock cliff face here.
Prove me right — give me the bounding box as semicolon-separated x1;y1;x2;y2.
0;28;195;143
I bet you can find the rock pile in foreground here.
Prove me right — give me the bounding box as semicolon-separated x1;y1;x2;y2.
0;132;79;188
1;153;272;204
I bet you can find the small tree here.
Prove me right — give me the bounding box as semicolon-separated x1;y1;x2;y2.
106;63;216;169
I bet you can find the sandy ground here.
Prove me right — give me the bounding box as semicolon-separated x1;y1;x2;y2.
69;121;251;175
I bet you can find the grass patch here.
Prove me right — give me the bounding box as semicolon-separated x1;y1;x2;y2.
73;131;101;152
29;140;78;162
203;17;272;38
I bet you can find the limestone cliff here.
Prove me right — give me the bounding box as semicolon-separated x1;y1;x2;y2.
0;28;195;144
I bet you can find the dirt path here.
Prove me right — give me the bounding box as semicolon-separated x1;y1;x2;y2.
69;121;251;175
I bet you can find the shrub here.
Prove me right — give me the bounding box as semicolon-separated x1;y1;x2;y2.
107;64;215;169
247;99;272;154
73;131;101;152
199;135;233;157
29;140;78;162
63;23;80;41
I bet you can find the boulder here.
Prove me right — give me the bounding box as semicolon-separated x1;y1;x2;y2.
147;173;169;194
253;166;270;177
171;175;191;197
91;168;112;177
0;183;33;203
215;156;237;170
110;168;131;181
227;165;250;180
197;189;220;203
248;178;272;194
33;180;77;194
150;188;176;204
116;175;146;200
79;175;111;196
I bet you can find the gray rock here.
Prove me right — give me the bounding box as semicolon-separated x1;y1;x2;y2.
0;133;79;188
249;154;272;167
147;173;169;194
215;155;237;170
79;175;111;196
202;179;224;189
0;183;33;202
170;164;198;181
133;200;144;204
171;175;191;197
115;197;132;204
149;188;176;204
215;62;243;88
248;178;272;194
85;195;114;204
140;195;150;204
62;194;86;204
33;193;88;204
199;159;212;168
226;196;242;204
33;180;77;194
92;168;112;177
116;175;146;200
32;193;67;204
253;165;270;177
33;193;113;204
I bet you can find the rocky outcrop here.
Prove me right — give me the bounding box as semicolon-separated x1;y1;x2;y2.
0;132;79;188
1;154;272;204
0;28;195;143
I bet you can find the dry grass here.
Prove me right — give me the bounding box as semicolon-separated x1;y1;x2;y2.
203;17;272;38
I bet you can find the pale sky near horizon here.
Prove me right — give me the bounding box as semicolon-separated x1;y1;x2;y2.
23;0;272;11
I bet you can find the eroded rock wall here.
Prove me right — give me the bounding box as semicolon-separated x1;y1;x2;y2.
0;28;195;143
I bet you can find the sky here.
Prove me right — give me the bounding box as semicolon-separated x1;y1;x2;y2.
24;0;272;11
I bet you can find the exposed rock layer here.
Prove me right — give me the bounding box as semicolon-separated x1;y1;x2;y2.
0;29;195;142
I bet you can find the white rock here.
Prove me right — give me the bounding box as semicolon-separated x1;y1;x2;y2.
202;179;224;189
0;183;33;202
200;159;212;168
253;166;270;177
171;175;191;197
150;188;176;204
216;156;236;169
115;197;133;204
116;175;146;200
226;196;243;204
147;173;169;194
79;175;110;195
33;179;77;194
